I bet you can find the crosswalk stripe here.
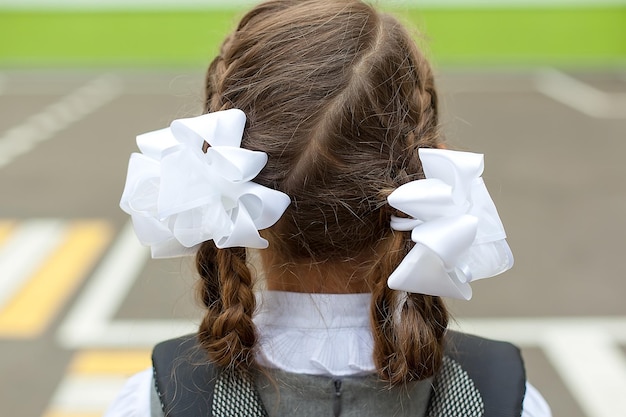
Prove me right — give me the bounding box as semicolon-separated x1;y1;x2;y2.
70;350;151;375
0;219;66;310
0;220;113;338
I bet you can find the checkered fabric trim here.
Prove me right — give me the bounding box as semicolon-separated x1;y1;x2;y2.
211;356;484;417
427;356;485;417
212;370;268;417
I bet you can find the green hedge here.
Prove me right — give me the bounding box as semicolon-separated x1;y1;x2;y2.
1;6;624;67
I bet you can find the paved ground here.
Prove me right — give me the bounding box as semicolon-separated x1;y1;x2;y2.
0;68;624;417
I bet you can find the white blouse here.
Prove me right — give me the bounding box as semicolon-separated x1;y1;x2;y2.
105;291;552;417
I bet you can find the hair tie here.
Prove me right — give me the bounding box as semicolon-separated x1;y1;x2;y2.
119;109;291;258
387;148;513;300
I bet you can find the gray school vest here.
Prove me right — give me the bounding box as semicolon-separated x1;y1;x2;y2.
151;331;526;417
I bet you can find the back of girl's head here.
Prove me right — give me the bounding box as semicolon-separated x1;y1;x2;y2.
197;0;448;384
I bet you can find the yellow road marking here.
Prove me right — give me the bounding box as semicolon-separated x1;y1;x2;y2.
70;350;152;375
0;221;113;338
0;220;15;245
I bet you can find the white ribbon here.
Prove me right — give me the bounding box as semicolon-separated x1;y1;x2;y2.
119;109;291;258
387;148;513;300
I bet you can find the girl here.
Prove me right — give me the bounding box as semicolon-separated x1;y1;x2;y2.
112;1;551;415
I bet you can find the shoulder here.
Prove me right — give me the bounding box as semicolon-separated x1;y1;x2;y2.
153;334;199;359
104;368;153;417
432;331;526;417
522;382;553;417
439;332;551;417
152;334;218;417
443;330;526;385
152;334;215;380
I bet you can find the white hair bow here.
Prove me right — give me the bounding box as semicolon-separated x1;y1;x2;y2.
119;109;291;258
387;148;513;300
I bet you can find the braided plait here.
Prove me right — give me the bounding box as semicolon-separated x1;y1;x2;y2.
197;243;257;370
369;233;449;384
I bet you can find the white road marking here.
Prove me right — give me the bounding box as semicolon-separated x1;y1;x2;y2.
541;328;626;417
0;219;66;309
57;221;151;348
48;375;130;412
61;320;198;348
0;75;122;169
534;69;626;119
451;316;626;345
0;71;204;96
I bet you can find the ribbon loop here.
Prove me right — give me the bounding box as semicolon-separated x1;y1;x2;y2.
387;148;513;300
120;109;290;258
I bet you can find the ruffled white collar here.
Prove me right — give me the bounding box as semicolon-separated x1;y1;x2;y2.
253;291;376;377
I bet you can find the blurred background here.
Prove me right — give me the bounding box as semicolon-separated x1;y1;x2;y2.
0;0;625;416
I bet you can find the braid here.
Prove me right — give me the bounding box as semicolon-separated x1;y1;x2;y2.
410;55;440;152
205;33;236;112
196;241;220;311
370;234;449;384
197;245;257;371
370;234;403;381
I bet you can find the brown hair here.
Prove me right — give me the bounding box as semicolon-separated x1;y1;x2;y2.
196;0;448;385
